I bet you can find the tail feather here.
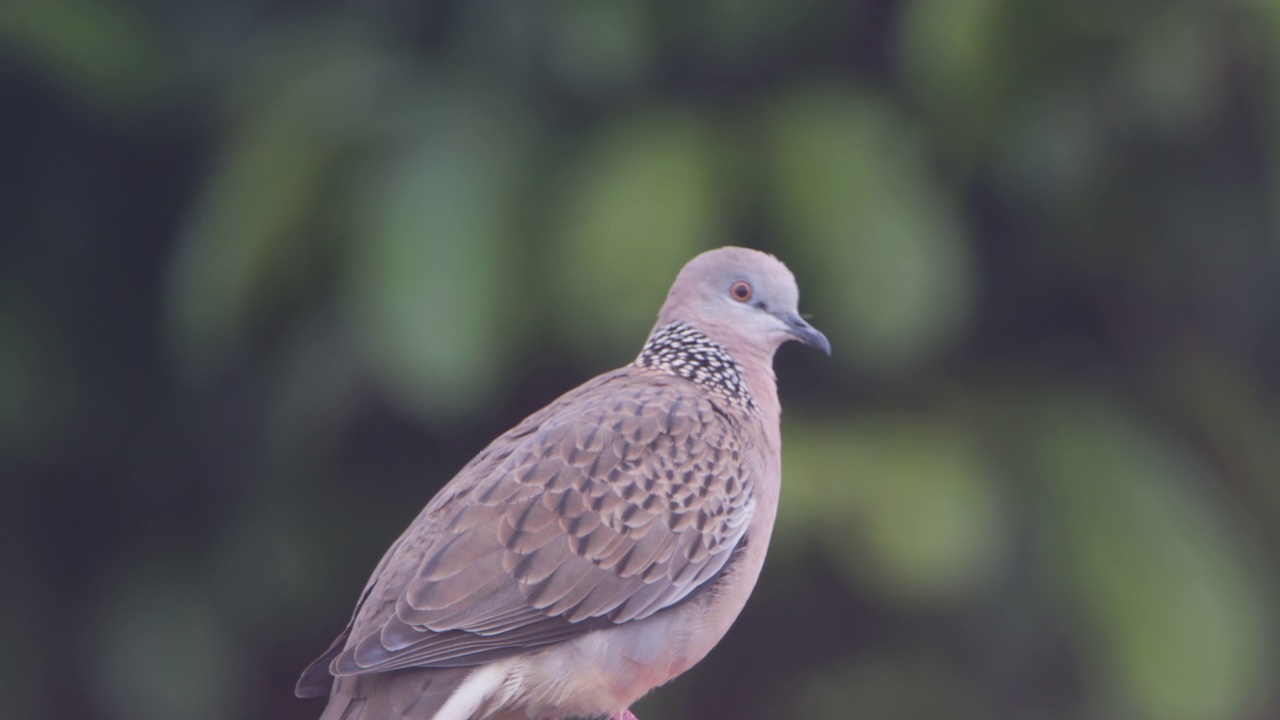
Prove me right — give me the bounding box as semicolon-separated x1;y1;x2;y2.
317;693;358;720
317;668;471;720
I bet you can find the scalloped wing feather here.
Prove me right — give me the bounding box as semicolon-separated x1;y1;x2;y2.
328;371;759;677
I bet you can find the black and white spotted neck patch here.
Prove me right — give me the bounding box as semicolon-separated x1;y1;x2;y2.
635;321;756;411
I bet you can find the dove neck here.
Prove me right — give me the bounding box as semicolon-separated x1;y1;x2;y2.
735;343;783;463
634;321;759;413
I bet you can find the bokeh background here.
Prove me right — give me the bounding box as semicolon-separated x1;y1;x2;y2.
4;1;1280;719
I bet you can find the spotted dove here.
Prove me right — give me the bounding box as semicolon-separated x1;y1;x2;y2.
297;246;830;720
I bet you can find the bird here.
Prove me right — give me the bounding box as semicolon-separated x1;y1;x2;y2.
296;246;830;720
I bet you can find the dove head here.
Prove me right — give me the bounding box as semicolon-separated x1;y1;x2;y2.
655;246;831;363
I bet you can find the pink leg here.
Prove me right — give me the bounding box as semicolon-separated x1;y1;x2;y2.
607;710;639;720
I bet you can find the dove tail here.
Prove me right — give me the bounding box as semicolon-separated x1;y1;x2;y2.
316;667;472;720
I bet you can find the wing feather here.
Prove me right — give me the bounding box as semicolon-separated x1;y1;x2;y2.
329;373;759;677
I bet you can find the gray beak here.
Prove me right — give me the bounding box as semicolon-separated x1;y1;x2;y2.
778;312;831;356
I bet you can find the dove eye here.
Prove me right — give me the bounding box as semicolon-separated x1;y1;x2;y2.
730;281;752;302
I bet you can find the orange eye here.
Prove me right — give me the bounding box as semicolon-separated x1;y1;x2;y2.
730;281;752;302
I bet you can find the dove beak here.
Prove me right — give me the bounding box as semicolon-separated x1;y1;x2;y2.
778;312;831;356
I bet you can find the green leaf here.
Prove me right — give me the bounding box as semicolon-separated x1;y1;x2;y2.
787;658;989;720
0;0;165;109
896;0;1011;157
343;91;533;423
1257;0;1280;242
165;39;401;374
782;414;1006;606
544;0;654;93
765;85;975;373
548;111;726;358
681;0;829;66
1116;4;1221;138
91;573;241;720
990;89;1103;218
1031;394;1274;720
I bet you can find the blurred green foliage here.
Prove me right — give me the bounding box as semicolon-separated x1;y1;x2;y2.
3;1;1280;720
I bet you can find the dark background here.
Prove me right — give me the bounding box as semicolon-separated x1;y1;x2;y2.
3;1;1280;719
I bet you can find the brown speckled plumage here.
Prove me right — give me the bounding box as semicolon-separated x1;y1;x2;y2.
298;246;829;720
